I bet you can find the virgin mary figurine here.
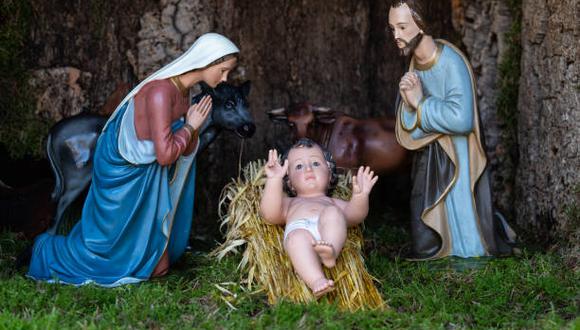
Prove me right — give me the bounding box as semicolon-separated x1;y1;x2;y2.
27;33;240;286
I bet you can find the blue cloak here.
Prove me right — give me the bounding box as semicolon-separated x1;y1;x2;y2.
28;100;197;286
396;40;516;259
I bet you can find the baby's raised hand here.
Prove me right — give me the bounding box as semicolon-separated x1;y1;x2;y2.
352;166;378;196
265;149;288;179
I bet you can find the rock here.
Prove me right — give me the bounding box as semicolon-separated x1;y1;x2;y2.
28;67;92;122
137;0;213;79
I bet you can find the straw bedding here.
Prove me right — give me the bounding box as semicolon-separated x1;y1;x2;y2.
211;160;385;311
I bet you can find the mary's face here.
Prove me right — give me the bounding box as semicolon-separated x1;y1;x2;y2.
202;57;238;88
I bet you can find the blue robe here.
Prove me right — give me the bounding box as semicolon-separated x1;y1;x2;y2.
396;40;516;259
28;100;197;286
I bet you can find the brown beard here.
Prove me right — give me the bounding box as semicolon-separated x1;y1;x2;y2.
397;32;423;57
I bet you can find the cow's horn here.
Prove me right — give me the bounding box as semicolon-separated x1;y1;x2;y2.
311;106;332;113
267;107;286;115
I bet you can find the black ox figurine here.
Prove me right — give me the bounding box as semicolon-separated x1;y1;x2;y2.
46;81;254;234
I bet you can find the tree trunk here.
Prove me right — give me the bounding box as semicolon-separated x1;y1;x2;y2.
453;0;516;216
516;0;579;244
20;0;465;238
28;0;158;114
36;0;580;245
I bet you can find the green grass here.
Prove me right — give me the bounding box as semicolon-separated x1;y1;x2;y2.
0;227;578;329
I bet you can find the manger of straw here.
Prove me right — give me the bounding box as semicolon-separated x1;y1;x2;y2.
210;160;386;311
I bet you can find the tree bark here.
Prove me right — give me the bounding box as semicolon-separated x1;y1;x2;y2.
516;0;579;243
28;0;158;112
452;0;516;217
36;1;566;244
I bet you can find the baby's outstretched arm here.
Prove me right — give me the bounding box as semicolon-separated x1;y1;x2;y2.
342;166;378;226
259;149;289;225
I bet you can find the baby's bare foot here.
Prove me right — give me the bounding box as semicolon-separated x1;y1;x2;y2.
313;240;336;268
310;278;334;298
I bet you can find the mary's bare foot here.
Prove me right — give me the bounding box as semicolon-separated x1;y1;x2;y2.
151;250;169;277
310;278;334;298
313;240;336;268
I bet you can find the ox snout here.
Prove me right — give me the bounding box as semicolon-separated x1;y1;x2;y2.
235;122;256;138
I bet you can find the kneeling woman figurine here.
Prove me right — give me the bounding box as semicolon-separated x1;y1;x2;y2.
260;138;378;297
27;33;239;286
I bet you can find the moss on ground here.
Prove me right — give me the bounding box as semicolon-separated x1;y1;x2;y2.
1;224;577;329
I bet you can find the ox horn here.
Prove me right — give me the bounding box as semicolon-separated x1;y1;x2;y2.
267;107;289;123
311;106;332;113
311;106;336;124
267;107;286;115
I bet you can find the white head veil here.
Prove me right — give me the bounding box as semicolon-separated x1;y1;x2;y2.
106;32;239;126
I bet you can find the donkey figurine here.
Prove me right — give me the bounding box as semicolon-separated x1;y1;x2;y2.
46;81;254;234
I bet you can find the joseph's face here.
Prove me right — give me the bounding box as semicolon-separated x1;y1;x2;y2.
388;4;422;52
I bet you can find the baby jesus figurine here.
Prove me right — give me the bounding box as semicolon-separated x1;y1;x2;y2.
259;138;378;298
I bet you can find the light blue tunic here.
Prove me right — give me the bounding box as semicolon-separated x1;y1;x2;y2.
401;45;486;258
28;99;197;286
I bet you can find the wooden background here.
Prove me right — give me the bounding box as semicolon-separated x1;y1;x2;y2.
4;0;577;248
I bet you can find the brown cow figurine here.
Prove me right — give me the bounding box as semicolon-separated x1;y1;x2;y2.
267;102;408;174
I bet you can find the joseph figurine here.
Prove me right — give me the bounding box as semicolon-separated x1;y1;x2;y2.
388;0;517;260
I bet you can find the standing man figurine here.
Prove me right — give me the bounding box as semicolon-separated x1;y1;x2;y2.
388;0;516;260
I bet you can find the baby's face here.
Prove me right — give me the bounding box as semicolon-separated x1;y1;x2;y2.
287;146;330;197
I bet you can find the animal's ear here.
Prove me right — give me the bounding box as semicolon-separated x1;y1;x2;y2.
312;106;336;124
240;80;251;97
266;108;288;123
199;81;215;96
